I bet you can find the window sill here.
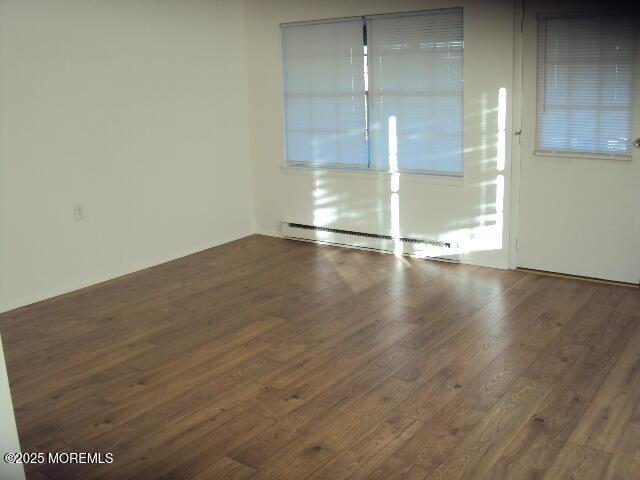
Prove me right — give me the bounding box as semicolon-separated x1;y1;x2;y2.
280;165;465;187
534;150;632;161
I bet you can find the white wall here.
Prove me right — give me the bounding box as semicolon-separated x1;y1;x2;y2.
0;0;523;312
0;0;254;312
244;0;516;269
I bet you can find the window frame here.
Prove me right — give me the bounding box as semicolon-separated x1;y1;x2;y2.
534;11;636;161
280;8;465;178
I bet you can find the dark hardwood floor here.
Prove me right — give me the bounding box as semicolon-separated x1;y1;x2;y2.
1;234;638;479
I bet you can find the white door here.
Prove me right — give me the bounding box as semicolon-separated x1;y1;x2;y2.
517;0;640;284
0;337;25;480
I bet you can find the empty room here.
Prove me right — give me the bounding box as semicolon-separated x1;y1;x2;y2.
0;0;639;479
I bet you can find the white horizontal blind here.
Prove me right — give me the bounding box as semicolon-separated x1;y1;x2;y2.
282;20;367;167
536;15;636;157
367;9;464;175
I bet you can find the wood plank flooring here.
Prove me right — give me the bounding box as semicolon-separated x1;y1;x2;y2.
0;234;638;479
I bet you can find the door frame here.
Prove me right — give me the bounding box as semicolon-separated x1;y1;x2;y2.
508;0;524;270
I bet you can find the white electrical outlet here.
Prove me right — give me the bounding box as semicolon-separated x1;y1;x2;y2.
74;204;85;222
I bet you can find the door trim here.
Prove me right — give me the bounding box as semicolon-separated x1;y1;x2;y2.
508;0;525;270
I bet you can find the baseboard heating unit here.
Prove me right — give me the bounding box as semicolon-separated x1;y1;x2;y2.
281;222;459;262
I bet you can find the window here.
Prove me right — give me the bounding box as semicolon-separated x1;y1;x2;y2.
282;19;368;169
281;8;464;176
536;14;636;158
